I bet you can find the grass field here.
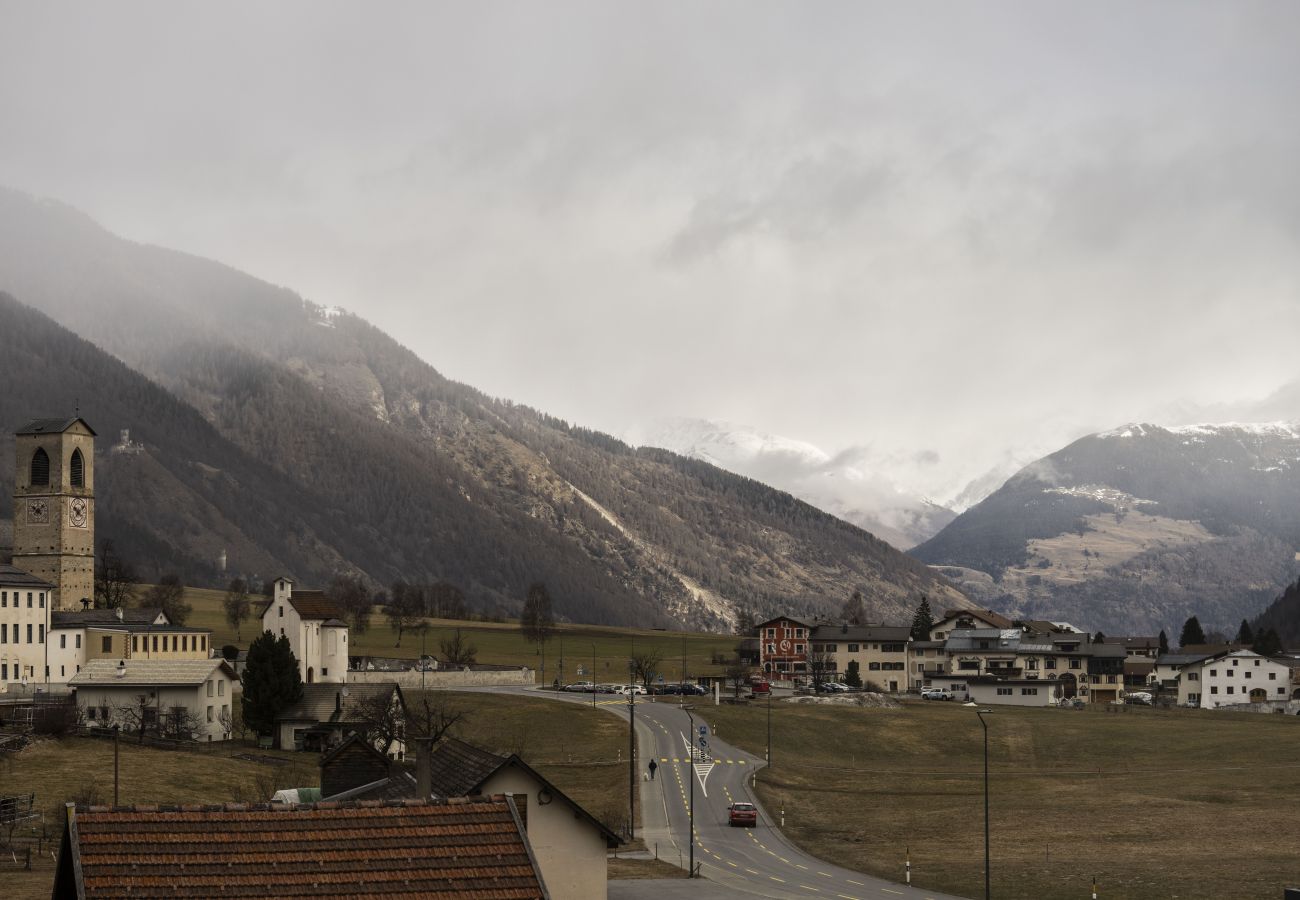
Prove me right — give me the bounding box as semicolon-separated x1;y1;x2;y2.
176;585;739;683
694;698;1300;900
0;689;636;899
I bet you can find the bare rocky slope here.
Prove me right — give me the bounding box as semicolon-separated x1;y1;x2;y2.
0;188;969;629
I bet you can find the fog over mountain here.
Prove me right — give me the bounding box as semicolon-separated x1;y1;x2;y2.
3;3;1300;508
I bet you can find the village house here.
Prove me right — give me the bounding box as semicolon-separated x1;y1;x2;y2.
68;657;239;742
927;607;1016;641
275;681;405;754
260;577;348;685
52;796;548;899
924;673;1057;707
1176;649;1293;708
756;615;814;676
316;734;620;900
0;564;54;687
809;624;910;691
47;607;211;683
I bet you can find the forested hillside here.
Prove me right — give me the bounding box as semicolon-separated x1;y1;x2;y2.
0;189;968;628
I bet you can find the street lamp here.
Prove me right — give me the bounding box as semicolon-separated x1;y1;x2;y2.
683;704;697;878
591;644;597;710
975;707;992;900
766;690;772;765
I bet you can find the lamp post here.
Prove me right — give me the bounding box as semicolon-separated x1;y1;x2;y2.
680;633;687;708
976;707;992;900
628;649;636;840
591;644;597;709
766;690;772;765
683;704;696;877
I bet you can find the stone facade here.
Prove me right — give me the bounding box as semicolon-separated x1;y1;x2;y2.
11;418;96;610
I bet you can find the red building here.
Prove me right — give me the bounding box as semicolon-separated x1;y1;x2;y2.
756;616;813;675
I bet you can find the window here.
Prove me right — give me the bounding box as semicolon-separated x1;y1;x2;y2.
1;624;6;643
38;625;44;643
1028;659;1039;670
321;668;328;677
201;637;206;651
1254;659;1260;667
1045;658;1056;669
87;706;96;720
206;705;214;722
794;644;805;653
997;687;1012;695
218;680;225;696
979;641;990;649
766;629;775;638
1021;688;1038;695
132;636;138;653
1269;672;1277;680
849;644;859;652
30;447;50;486
206;680;214;697
102;636;111;653
882;643;905;653
958;660;979;671
795;629;805;638
1;591;5;607
152;636;158;652
1210;669;1217;677
1245;671;1252;679
279;605;285;618
1226;686;1234;694
1279;687;1287;695
1187;672;1198;681
1069;659;1081;669
821;644;838;653
869;662;882;671
59;634;66;649
1232;659;1239;667
76;634;81;649
766;643;775;653
1;664;7;680
27;624;32;643
1210;685;1218;694
39;593;44;608
27;593;32;608
70;448;84;487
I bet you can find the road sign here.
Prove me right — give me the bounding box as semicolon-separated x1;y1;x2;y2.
657;673;665;682
698;724;708;737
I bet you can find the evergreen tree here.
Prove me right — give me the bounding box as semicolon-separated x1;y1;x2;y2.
1252;627;1283;657
1179;616;1206;648
844;659;862;688
1093;631;1106;644
1235;619;1255;645
241;631;303;740
1158;630;1169;655
910;596;935;641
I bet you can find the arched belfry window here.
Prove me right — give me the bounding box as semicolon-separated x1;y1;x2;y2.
70;448;85;487
30;448;50;486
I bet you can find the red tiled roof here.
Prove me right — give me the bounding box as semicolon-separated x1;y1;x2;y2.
60;797;547;899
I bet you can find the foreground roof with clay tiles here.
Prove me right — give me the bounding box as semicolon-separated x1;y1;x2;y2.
55;796;548;899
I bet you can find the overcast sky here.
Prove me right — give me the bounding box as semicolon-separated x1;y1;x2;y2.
3;2;1299;505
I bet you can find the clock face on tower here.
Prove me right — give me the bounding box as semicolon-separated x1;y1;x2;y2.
27;499;50;525
69;497;89;528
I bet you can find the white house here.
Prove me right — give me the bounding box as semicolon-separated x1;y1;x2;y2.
1177;649;1292;708
0;564;54;689
260;577;348;684
924;674;1058;707
69;658;240;742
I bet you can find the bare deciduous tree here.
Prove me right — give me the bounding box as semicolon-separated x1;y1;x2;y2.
630;647;665;690
223;578;253;641
439;628;478;666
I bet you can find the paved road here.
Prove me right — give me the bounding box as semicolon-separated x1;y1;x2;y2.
466;687;965;900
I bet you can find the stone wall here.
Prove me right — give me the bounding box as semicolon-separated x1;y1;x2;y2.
347;667;534;689
1214;699;1300;715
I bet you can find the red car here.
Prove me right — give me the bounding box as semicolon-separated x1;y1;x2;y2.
728;801;758;827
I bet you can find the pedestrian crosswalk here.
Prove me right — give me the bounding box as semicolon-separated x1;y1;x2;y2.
660;757;747;765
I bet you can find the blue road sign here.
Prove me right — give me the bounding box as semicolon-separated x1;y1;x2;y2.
698;724;708;736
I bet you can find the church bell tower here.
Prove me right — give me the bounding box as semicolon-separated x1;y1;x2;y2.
12;417;96;610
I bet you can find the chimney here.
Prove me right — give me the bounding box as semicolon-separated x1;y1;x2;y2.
414;737;434;800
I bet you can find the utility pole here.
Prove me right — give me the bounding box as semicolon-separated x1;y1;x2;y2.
628;650;636;840
680;633;687;708
766;691;772;765
113;725;120;806
976;707;991;900
591;644;597;709
684;705;696;877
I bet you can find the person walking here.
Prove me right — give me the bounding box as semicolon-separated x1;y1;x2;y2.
648;758;658;780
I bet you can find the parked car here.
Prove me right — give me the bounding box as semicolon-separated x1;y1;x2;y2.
749;679;771;696
678;683;708;696
614;684;647;695
728;801;758;827
651;683;680;695
921;688;953;701
1124;692;1153;706
596;683;621;694
817;681;849;693
563;681;595;693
